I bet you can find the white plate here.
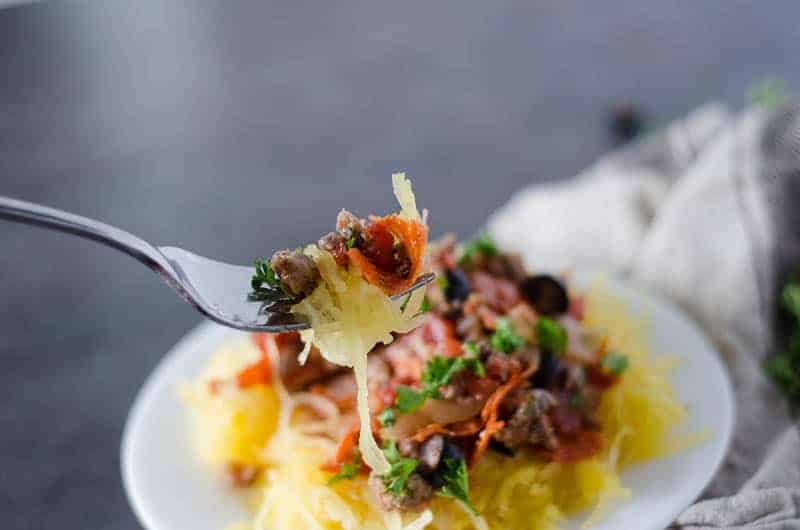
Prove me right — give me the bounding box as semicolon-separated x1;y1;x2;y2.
122;274;735;530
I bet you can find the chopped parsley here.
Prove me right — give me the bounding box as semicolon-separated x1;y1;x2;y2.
381;441;419;496
423;355;485;398
252;259;279;288
458;230;499;265
536;317;567;354
490;318;525;354
381;354;486;421
378;407;397;427
327;453;362;486
380;386;426;425
437;274;450;292
395;385;428;413
249;258;292;301
419;296;431;313
601;351;630;375
437;457;478;515
345;236;357;249
462;341;479;357
766;282;800;404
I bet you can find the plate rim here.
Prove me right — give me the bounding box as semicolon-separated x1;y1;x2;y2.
121;321;218;530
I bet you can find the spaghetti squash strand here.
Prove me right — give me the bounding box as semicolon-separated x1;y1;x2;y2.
354;353;390;473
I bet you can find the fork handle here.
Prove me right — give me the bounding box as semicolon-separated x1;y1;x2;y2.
0;195;173;275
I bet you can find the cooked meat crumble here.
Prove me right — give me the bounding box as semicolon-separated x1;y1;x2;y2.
335;209;365;240
495;389;559;450
318;231;349;268
269;249;320;297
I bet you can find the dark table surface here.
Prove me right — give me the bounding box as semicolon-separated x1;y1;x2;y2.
1;1;799;529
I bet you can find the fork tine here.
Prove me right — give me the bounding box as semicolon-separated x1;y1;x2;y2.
158;246;434;333
389;273;436;300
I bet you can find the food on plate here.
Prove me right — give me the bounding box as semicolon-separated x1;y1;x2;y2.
182;175;693;530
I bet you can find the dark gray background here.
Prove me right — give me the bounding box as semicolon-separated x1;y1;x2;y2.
1;1;798;529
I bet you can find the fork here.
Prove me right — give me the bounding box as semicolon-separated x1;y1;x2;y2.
0;196;434;332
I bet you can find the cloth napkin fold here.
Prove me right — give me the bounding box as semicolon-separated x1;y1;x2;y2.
488;103;800;528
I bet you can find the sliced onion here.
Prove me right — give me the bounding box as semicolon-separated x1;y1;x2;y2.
290;392;341;435
383;397;485;439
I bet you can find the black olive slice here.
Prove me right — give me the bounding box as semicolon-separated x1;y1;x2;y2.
489;439;516;457
533;350;560;388
519;274;569;315
444;268;471;303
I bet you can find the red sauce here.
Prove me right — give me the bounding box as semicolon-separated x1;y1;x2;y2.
586;365;620;390
360;221;399;273
550;430;604;462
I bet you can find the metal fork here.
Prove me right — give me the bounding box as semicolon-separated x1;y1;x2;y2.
0;196;434;332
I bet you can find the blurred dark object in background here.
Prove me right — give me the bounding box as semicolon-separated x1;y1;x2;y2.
609;103;645;144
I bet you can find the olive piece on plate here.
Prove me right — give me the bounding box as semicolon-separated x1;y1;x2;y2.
426;439;465;488
444;268;471;303
441;439;465;462
533;350;560;388
427;469;445;489
489;439;516;457
519;274;569;315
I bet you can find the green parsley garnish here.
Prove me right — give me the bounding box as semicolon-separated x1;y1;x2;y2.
251;258;280;290
422;355;485;398
536;317;567;354
437;274;450;292
490;318;525;354
395;385;428;413
462;341;479;357
419;296;431;313
766;282;800;404
601;351;629;375
437;457;478;515
458;230;498;265
249;258;292;301
327;453;362;485
345;236;357;249
385;354;486;420
381;441;419;496
378;407;397;427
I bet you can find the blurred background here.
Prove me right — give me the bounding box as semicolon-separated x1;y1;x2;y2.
1;1;799;529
